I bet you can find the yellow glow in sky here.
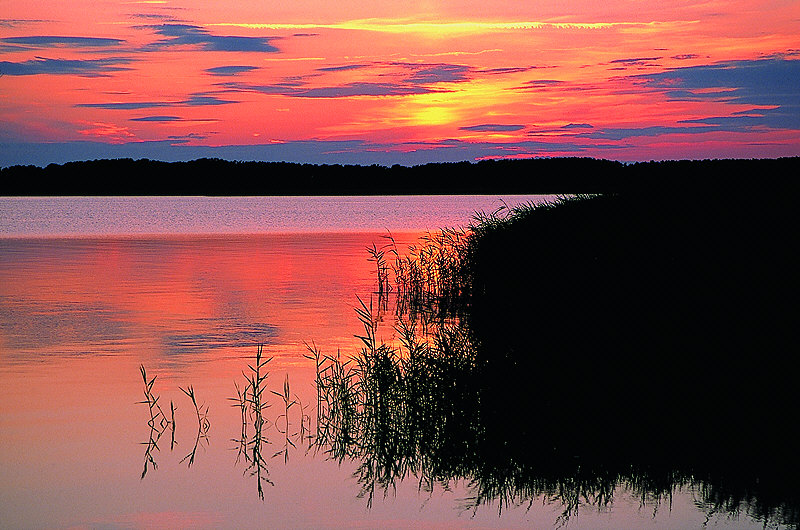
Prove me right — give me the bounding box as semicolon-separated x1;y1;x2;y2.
1;0;798;165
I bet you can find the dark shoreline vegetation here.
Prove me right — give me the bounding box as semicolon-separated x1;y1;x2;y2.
308;188;800;527
1;156;799;195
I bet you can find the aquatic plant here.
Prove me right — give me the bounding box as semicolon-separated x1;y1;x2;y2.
138;365;176;478
230;344;274;499
387;225;471;327
139;365;176;433
302;340;326;437
305;341;359;462
179;385;210;467
309;298;481;507
272;373;306;463
366;237;393;311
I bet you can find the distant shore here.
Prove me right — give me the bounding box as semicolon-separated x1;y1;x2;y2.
2;156;798;195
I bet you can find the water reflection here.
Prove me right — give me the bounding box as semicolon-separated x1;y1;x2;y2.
308;295;800;529
10;219;790;527
138;345;313;500
123;228;799;528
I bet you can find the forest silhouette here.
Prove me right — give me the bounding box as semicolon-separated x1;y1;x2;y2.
2;156;798;195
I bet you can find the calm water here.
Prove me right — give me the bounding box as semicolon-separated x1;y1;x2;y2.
0;196;527;238
0;196;774;529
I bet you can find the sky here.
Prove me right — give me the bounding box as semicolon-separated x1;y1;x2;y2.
1;0;798;167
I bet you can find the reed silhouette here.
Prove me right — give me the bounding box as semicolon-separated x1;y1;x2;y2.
229;345;309;497
138;366;216;475
271;373;309;464
179;385;210;468
230;344;275;499
311;184;800;527
138;365;175;478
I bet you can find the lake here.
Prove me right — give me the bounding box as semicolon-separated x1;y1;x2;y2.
0;196;777;529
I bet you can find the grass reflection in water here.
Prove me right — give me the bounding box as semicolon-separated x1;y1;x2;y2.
179;385;210;468
310;298;647;524
138;366;212;474
138;365;175;479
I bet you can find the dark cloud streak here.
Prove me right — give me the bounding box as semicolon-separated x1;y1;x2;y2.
129;116;182;121
1;36;125;48
76;93;237;109
0;57;132;77
460;124;525;132
404;64;471;84
144;24;280;53
316;64;370;72
205;65;258;76
0;138;592;167
609;56;662;65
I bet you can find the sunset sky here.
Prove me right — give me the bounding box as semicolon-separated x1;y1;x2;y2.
1;1;798;166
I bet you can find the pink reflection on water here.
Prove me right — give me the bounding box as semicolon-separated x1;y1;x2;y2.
0;228;767;529
0;231;433;527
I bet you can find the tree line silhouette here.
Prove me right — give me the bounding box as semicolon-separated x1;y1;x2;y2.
2;156;798;195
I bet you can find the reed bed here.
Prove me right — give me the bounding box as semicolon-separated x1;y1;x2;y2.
378;197;577;328
308;192;800;528
305;296;675;518
308;296;482;507
384;226;470;325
